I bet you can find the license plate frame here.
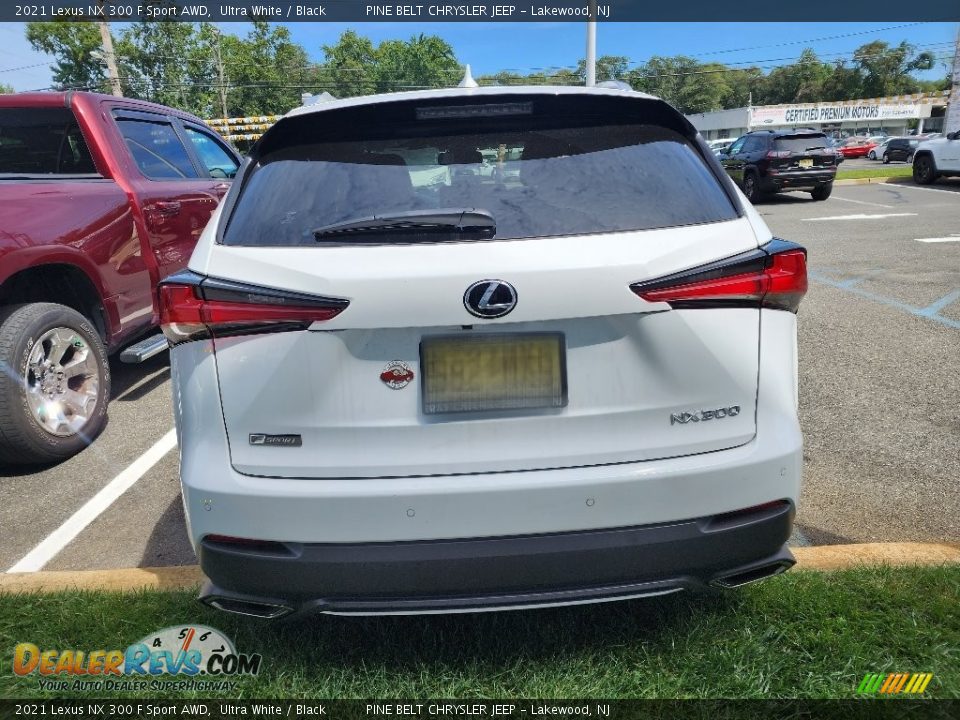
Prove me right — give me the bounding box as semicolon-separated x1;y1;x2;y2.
798;158;814;169
419;332;567;415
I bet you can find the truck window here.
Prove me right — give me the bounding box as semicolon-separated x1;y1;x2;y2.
0;108;97;175
116;119;199;180
184;127;239;179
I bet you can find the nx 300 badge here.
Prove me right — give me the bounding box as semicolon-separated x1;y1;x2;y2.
670;405;741;425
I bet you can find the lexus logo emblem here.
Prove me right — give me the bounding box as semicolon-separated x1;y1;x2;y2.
463;280;517;319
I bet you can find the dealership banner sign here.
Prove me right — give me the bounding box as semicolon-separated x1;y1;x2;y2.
5;0;960;22
750;104;927;127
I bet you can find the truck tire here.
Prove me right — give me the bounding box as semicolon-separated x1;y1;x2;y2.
0;303;110;464
913;155;937;185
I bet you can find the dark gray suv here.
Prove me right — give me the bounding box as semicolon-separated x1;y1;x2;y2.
719;130;838;203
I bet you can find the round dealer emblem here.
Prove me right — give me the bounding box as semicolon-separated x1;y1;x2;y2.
380;361;414;389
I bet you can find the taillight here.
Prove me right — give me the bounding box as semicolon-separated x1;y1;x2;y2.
631;239;807;313
158;271;348;346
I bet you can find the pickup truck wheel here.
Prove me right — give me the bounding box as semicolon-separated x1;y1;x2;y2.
0;303;110;464
913;155;937;185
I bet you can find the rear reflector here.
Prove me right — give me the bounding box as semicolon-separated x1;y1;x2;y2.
631;240;807;313
159;271;348;345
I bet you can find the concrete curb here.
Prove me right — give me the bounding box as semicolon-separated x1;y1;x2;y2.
1;543;958;595
834;176;911;186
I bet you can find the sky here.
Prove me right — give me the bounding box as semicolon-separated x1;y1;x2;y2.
1;21;957;93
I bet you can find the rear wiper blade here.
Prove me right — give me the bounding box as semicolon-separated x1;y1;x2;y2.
312;208;495;243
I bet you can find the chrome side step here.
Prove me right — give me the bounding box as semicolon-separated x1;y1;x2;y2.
119;333;169;363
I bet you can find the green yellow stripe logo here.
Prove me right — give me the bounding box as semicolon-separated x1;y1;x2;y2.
858;672;933;694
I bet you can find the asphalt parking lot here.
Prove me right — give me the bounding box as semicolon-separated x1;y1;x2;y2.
1;178;958;573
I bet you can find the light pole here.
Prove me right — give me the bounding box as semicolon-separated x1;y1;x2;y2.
96;1;122;96
210;26;229;119
585;0;597;86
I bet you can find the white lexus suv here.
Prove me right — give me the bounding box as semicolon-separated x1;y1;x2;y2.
162;86;807;619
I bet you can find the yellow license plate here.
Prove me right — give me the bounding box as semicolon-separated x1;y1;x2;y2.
420;333;566;414
799;158;814;168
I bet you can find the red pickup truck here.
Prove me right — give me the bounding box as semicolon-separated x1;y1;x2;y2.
0;91;241;464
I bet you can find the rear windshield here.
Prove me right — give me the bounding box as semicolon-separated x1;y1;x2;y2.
774;135;830;152
0;108;97;175
224;110;737;246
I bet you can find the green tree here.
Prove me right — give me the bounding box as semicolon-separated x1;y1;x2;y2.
116;22;200;108
25;22;105;91
628;56;730;114
577;55;630;83
375;33;460;92
0;82;14;94
320;30;380;97
320;31;460;97
477;70;525;86
852;41;935;97
821;61;863;101
721;67;766;107
762;48;833;104
222;22;310;115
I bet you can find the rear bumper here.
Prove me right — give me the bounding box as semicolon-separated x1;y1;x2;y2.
198;501;795;617
171;311;803;547
761;170;835;192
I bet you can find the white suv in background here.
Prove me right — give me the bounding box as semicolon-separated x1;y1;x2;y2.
162;86;808;619
913;131;960;184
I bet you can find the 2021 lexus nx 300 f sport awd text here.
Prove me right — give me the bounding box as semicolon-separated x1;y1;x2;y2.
162;86;808;619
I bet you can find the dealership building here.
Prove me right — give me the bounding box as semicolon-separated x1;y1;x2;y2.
686;91;950;140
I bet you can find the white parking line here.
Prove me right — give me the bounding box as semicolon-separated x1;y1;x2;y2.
879;182;960;196
830;196;894;209
802;213;917;222
6;429;177;573
915;236;960;243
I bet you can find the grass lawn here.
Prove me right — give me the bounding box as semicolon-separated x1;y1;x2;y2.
1;566;957;700
836;166;913;180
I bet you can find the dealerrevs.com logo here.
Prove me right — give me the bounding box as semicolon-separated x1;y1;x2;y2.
13;625;261;692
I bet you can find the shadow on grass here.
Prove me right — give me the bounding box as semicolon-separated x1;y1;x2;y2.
257;590;742;668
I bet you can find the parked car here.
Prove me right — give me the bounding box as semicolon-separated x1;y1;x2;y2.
912;131;960;184
162;86;808;619
867;138;892;160
707;138;737;155
881;137;919;164
838;136;877;158
0;91;240;463
719;129;837;202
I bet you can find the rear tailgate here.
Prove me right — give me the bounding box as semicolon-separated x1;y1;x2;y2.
768;134;836;173
187;90;765;479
